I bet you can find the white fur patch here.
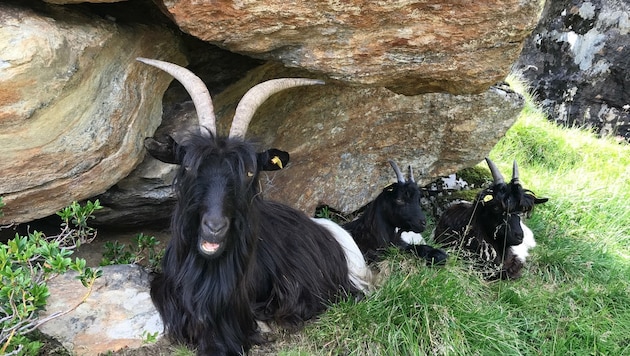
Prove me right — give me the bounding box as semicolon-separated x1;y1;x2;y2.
312;218;374;293
510;221;537;263
398;229;426;245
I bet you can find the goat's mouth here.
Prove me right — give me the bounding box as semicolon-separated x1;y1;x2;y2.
198;239;225;257
506;236;524;246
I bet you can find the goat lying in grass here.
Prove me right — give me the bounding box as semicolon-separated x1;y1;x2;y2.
343;160;448;265
434;158;548;280
137;58;371;355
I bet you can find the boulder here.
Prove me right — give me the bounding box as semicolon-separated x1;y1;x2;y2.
37;264;162;356
44;0;126;4
514;0;630;141
0;2;186;224
221;64;525;214
158;0;544;95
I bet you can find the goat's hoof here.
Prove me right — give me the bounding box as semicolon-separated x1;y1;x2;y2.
426;249;448;266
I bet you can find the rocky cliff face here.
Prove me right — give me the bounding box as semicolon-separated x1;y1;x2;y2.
0;0;543;225
514;0;629;141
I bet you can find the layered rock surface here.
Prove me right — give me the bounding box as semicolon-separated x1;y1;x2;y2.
514;0;630;141
160;0;543;95
0;2;185;224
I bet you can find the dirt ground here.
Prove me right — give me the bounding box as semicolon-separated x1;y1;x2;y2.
94;331;309;356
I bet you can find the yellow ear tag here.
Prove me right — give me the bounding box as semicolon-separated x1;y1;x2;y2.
271;156;283;169
483;194;493;202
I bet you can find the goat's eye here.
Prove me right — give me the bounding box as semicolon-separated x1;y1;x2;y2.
247;171;254;178
395;198;405;205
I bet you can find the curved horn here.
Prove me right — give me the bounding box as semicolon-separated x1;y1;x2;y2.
229;78;324;139
485;157;505;185
512;160;520;184
388;160;405;183
408;165;415;183
137;57;216;137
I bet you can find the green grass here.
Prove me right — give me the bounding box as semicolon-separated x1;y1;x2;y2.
280;75;630;355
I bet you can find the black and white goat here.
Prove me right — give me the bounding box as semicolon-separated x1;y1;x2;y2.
343;160;448;265
137;58;371;355
434;158;548;280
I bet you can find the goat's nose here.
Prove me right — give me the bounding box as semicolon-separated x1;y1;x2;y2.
201;215;229;236
510;230;524;245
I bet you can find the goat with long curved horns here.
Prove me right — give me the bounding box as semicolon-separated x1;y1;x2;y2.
434;157;548;280
137;58;371;355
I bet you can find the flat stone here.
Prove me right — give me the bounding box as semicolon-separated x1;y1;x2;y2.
38;264;163;356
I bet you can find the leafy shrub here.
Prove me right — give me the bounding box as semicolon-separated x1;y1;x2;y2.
0;200;102;355
100;233;163;272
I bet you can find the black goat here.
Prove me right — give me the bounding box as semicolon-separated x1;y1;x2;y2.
343;160;448;265
434;158;548;280
137;58;370;355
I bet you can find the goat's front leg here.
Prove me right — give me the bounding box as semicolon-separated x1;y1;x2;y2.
393;233;448;266
402;243;448;266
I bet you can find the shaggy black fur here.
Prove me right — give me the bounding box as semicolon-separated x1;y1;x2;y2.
434;175;547;280
343;179;447;266
149;134;359;355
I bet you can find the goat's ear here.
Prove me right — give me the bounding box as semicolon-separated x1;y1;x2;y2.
144;134;181;165
480;193;494;205
534;197;549;205
258;148;290;171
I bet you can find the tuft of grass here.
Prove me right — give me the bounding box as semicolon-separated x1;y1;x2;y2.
277;74;630;355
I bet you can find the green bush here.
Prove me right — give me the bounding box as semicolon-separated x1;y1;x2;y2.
0;200;102;355
100;232;163;272
456;166;491;187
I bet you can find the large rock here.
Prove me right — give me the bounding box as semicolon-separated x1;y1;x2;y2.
158;0;543;95
223;64;525;214
514;0;630;141
92;62;524;224
44;0;126;4
0;2;186;224
38;264;162;356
